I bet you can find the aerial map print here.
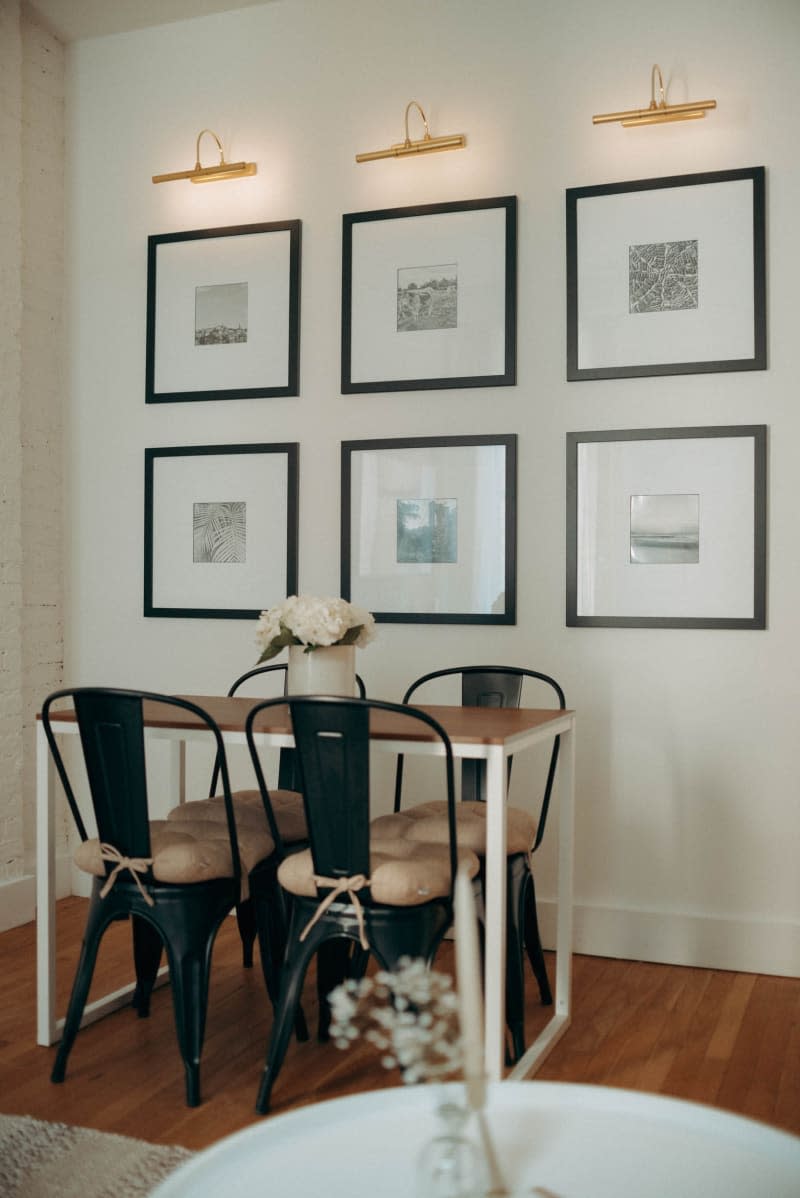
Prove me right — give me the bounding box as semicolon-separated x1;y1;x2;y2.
628;239;698;314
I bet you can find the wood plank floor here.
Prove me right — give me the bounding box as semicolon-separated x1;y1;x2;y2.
1;898;798;1150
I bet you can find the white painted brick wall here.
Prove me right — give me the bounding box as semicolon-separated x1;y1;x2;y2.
0;2;64;891
0;0;24;885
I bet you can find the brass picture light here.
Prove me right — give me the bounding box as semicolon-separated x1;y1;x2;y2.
356;101;466;163
152;129;257;184
593;65;716;128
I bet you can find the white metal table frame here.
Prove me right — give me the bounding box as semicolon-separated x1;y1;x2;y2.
35;701;575;1082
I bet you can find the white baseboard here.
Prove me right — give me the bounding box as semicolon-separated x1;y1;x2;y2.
538;899;800;978
0;856;73;933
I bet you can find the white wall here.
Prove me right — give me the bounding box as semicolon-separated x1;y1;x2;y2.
65;0;800;974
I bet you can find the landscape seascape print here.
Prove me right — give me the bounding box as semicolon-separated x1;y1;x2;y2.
193;501;247;564
195;281;248;345
629;493;699;565
396;264;457;332
628;240;698;314
396;498;458;563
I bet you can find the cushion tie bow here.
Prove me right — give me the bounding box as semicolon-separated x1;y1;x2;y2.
300;874;370;950
98;843;155;907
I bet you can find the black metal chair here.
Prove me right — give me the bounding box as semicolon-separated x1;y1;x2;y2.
387;666;565;1064
41;687;283;1107
167;662;367;969
245;695;478;1114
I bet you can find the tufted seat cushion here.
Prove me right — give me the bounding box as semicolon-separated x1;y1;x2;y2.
371;800;537;857
74;818;275;901
278;837;480;908
166;788;307;845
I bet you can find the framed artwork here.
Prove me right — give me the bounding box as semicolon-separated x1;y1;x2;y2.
341;196;516;393
566;167;766;380
341;434;517;623
145;220;301;403
566;425;767;629
144;443;298;618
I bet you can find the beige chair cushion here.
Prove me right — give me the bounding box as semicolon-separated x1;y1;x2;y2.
74;818;274;901
371;800;536;856
167;788;307;844
278;838;479;908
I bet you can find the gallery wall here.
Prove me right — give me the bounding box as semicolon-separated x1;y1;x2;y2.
64;0;800;973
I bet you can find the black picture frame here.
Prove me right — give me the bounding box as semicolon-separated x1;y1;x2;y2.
145;220;301;403
341;196;516;393
341;433;517;624
566;425;767;629
566;167;766;381
144;442;299;619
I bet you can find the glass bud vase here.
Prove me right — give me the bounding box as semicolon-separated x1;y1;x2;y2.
286;643;357;696
416;1101;487;1198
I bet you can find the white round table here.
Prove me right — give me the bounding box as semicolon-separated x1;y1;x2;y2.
151;1081;800;1198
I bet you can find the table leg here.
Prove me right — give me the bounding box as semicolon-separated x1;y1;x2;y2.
509;716;575;1079
483;744;508;1083
36;720;57;1046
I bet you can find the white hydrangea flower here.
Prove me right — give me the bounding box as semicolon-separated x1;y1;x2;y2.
254;594;377;661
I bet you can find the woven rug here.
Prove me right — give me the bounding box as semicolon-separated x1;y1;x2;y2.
0;1113;192;1198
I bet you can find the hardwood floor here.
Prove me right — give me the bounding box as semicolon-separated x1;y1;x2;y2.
1;898;798;1150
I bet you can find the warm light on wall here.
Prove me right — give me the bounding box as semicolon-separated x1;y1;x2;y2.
355;101;466;163
152;129;256;184
593;65;716;128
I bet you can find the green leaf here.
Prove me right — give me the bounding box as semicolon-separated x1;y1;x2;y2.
338;624;363;646
256;624;297;663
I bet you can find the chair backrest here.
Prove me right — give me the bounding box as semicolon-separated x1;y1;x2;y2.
42;687;241;886
246;695;457;892
396;666;566;852
211;663;367;795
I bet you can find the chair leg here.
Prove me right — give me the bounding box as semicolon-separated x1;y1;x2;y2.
251;876;309;1043
235;898;257;969
131;916;163;1018
505;859;528;1065
256;917;321;1115
316;938;352;1041
523;867;552;1006
51;893;108;1084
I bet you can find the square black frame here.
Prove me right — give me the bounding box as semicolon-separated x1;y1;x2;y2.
341;433;517;624
342;196;516;393
566;167;766;381
146;220;301;403
144;442;299;619
566;425;767;629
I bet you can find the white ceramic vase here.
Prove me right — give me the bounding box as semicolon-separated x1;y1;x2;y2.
286;643;357;696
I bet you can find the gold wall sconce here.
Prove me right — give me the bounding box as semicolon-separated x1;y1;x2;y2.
152;129;257;184
593;65;716;128
355;100;466;163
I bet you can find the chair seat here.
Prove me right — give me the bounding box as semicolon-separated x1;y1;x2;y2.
371;800;536;857
74;818;275;900
167;788;308;844
278;838;479;908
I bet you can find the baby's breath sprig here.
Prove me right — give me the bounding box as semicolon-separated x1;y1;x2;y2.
328;956;463;1084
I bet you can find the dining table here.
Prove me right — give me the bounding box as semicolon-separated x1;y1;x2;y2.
148;1080;800;1198
36;695;575;1082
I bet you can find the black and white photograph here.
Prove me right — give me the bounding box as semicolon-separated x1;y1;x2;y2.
144;443;298;618
566;426;766;628
146;220;301;402
629;493;699;564
194;282;248;345
566;167;766;380
192;501;247;563
396;498;458;563
396;265;458;332
342;434;516;624
342;196;516;392
628;241;698;314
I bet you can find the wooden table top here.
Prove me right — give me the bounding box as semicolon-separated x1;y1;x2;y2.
42;694;572;746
